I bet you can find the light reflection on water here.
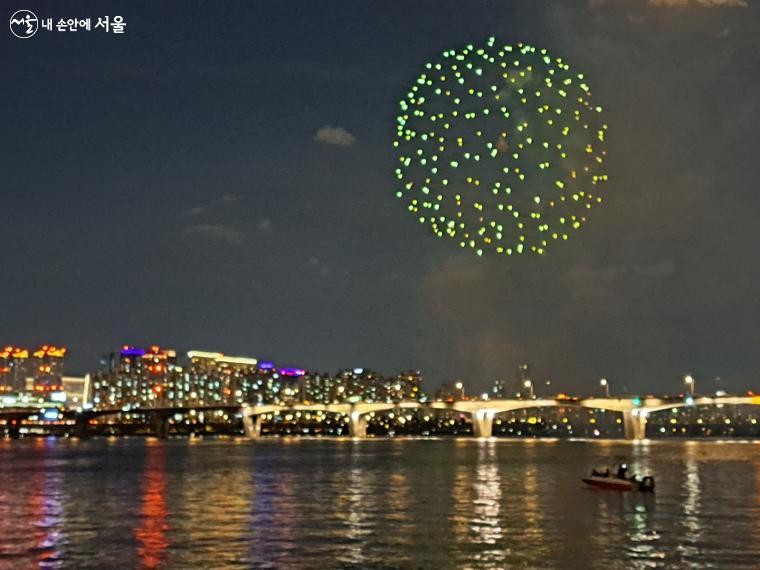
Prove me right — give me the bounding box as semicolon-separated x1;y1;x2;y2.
0;438;759;569
680;442;702;558
135;441;168;569
756;460;760;541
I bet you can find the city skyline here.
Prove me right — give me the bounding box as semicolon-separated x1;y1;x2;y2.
3;338;758;443
4;1;760;395
2;340;752;399
2;337;758;442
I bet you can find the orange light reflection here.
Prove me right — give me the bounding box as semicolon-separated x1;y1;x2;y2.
135;442;169;569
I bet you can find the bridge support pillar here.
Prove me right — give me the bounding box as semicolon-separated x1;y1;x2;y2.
74;415;92;438
472;410;495;438
348;411;367;438
149;412;170;439
242;414;262;439
622;409;648;440
7;420;21;440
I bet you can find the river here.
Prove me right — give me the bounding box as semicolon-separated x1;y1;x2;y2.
1;437;758;569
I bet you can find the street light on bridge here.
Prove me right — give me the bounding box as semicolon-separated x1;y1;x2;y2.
600;378;609;398
684;374;695;396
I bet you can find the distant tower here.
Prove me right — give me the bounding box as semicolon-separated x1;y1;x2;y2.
0;346;30;392
31;345;67;390
492;378;508;398
516;363;532;397
90;345;178;408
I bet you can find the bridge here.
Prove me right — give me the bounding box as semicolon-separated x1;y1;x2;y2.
240;395;760;440
2;395;758;440
427;395;760;439
0;404;241;439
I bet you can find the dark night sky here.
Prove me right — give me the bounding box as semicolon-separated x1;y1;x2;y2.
3;0;759;395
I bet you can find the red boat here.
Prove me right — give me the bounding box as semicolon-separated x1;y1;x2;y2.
582;475;639;492
582;459;655;492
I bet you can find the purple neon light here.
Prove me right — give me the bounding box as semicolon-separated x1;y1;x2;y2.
279;367;305;377
121;347;146;356
258;361;274;370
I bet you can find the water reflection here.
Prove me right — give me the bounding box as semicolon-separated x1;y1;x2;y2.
472;442;502;546
386;471;410;525
0;440;60;567
624;499;663;567
756;458;760;541
385;468;414;561
29;440;64;568
1;439;759;568
271;470;298;563
630;439;652;475
623;441;664;566
135;441;168;569
680;442;702;557
451;462;471;547
449;440;508;568
520;442;543;545
331;443;378;566
248;462;279;567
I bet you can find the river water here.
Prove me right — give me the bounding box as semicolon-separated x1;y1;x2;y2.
0;437;758;569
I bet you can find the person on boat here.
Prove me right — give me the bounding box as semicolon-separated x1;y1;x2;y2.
591;466;610;477
616;462;628;480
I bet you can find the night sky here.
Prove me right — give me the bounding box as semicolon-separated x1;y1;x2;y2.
3;0;759;395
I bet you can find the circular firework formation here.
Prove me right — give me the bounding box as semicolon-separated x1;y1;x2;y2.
393;37;609;257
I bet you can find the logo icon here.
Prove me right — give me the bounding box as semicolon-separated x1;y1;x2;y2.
10;9;38;39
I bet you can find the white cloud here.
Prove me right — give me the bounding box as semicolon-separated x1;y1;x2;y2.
182;193;243;216
307;256;331;277
256;218;272;232
187;223;244;245
182;205;207;216
314;126;356;146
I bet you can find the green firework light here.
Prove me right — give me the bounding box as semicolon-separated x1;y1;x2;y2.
393;37;609;257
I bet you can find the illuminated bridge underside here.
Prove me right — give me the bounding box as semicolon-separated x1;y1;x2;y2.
240;402;422;438
5;396;756;440
241;396;760;440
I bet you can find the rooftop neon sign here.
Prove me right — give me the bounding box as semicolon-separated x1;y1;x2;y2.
121;347;146;357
